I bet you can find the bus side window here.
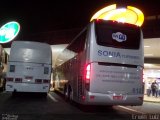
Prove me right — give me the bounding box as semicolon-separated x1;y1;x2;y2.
67;29;87;53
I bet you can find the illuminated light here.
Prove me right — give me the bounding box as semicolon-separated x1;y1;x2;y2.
58;59;63;61
127;6;144;26
86;64;91;80
90;4;144;26
90;4;116;21
86;64;91;71
0;21;20;43
85;64;91;91
144;46;150;48
144;54;154;57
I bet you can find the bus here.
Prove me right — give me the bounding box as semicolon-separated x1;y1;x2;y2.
53;19;144;106
0;45;8;91
5;41;52;96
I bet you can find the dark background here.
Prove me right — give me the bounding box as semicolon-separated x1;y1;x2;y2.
0;0;160;47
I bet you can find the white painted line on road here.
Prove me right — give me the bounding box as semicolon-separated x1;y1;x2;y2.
118;105;145;114
48;93;58;102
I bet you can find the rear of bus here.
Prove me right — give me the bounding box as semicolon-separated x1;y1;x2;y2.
84;20;144;106
6;41;52;94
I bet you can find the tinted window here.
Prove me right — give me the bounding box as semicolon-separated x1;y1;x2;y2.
67;28;87;53
95;20;141;49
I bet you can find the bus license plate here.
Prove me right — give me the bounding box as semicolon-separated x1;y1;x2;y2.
113;96;123;100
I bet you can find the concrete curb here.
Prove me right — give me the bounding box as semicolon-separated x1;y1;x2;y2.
144;100;160;103
143;95;160;103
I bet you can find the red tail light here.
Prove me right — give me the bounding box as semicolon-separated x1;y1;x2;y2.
85;64;91;90
15;78;22;83
85;64;91;82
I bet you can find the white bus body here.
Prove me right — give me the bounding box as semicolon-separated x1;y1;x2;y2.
6;41;52;94
54;20;144;106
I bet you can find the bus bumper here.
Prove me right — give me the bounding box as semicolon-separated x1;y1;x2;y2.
5;83;49;93
81;92;143;106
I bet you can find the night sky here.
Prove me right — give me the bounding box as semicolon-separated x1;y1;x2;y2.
0;0;160;40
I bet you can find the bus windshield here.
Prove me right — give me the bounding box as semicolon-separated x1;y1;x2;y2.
95;20;141;49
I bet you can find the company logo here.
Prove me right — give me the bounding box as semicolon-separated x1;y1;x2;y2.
98;50;121;58
112;32;127;42
98;50;140;60
0;21;20;43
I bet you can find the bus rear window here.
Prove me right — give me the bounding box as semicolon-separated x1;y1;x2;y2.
95;21;141;49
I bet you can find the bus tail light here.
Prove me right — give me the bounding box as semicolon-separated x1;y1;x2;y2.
35;79;42;84
15;78;22;83
85;64;91;90
85;64;91;81
43;79;50;83
6;77;14;82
